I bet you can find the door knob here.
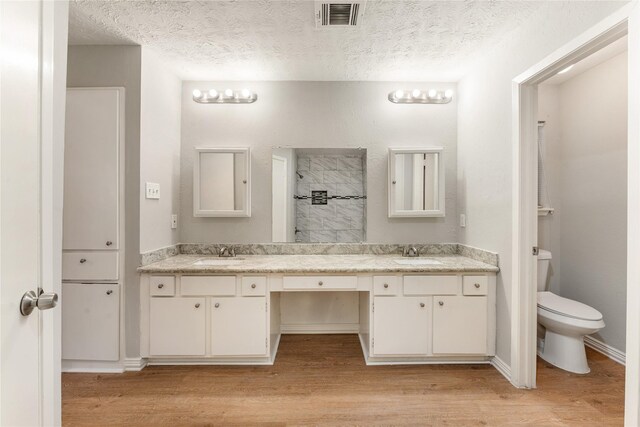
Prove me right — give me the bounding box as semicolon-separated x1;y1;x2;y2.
20;289;58;316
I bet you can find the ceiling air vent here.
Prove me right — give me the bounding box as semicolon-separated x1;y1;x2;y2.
315;1;366;28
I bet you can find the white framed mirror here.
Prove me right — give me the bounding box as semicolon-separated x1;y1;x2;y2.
388;147;444;217
193;147;251;217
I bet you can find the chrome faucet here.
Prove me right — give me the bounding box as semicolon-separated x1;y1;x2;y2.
403;246;419;257
218;246;236;257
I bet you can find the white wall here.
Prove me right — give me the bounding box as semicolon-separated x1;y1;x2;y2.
456;1;626;366
538;52;628;351
180;81;458;244
140;48;181;253
67;45;141;359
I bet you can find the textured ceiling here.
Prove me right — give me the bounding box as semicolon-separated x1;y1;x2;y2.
68;1;606;81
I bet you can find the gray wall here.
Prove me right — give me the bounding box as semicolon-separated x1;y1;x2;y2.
180;81;458;244
140;48;182;253
67;45;141;358
456;1;625;365
538;51;628;351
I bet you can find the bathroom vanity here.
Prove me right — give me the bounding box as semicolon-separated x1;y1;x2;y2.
138;251;498;366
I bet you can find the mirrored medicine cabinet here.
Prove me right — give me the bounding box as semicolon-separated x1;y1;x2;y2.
388;148;445;217
193;147;251;217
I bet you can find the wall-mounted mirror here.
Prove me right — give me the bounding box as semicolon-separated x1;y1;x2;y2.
193;147;251;217
272;148;366;243
388;148;444;217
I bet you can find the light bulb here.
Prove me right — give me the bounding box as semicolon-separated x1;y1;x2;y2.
192;89;202;98
394;90;404;99
241;88;252;98
427;89;437;98
208;89;219;98
444;89;453;99
224;88;234;98
412;89;421;98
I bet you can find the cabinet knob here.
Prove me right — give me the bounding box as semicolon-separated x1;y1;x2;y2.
79;258;87;264
420;302;425;308
106;241;113;246
195;303;201;308
243;180;247;184
106;290;113;295
392;180;397;185
475;283;481;288
214;303;220;308
251;283;256;289
384;283;389;289
318;281;323;286
158;284;164;289
439;301;444;306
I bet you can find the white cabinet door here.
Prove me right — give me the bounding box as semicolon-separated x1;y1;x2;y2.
150;297;206;356
433;296;488;355
372;296;429;356
211;297;268;356
63;88;121;250
62;283;119;361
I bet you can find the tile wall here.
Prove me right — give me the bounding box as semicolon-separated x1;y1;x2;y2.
295;153;366;243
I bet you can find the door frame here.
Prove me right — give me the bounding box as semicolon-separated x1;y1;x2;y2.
40;1;69;424
511;2;640;424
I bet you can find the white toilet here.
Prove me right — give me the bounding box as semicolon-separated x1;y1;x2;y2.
537;250;605;374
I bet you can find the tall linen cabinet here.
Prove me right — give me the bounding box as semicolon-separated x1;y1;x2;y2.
62;88;125;372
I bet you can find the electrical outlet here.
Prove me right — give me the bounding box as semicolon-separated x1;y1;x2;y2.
145;182;160;199
171;214;178;229
460;213;466;228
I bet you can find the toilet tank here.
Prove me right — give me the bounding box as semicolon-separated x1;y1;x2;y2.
537;249;552;291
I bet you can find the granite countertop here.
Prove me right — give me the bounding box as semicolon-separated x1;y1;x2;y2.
137;254;499;274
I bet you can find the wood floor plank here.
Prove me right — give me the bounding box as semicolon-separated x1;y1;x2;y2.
62;334;624;426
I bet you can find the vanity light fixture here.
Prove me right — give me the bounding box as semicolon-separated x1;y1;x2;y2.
388;88;453;104
192;88;257;104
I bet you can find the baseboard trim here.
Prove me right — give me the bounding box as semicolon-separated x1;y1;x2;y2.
124;357;148;371
490;355;512;383
584;335;625;366
280;323;359;334
62;359;124;373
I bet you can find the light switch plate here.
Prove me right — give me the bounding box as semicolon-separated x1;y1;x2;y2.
171;214;178;229
145;182;160;199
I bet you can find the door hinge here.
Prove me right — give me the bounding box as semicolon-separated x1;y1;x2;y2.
532;246;539;256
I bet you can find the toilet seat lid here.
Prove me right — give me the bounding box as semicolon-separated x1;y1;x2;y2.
537;292;603;321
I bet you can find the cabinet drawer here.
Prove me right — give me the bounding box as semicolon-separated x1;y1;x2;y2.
242;276;267;296
373;276;399;296
62;251;118;281
463;276;488;296
181;276;236;296
403;275;459;295
150;276;175;296
282;275;357;290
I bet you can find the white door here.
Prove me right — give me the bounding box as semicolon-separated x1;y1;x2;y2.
63;88;121;250
211;297;268;356
432;296;488;355
0;1;68;425
149;298;206;356
372;296;429;356
272;155;288;242
62;283;119;361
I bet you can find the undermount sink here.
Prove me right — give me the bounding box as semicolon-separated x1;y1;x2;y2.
394;258;442;266
192;258;245;266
